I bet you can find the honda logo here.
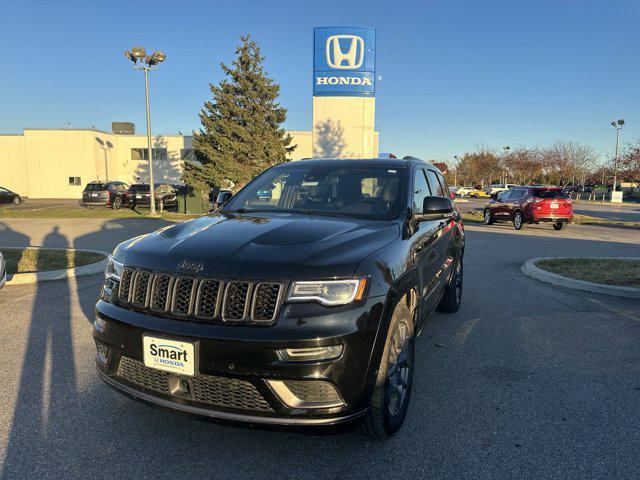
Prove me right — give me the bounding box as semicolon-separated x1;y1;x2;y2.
326;35;364;70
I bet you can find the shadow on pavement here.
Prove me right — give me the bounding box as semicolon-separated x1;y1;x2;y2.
1;227;77;479
73;218;173;325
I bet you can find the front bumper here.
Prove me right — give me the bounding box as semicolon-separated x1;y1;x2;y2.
93;295;386;426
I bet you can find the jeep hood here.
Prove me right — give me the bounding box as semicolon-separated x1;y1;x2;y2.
114;213;400;279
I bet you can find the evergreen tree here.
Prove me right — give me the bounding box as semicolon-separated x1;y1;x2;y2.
183;35;295;194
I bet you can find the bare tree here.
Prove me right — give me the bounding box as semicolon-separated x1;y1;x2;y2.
541;140;597;186
503;146;543;185
619;139;640;184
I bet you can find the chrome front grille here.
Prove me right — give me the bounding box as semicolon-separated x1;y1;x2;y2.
195;279;221;320
171;277;196;316
222;281;250;321
252;283;283;322
150;274;172;312
116;266;283;325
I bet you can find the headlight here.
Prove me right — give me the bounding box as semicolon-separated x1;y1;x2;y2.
287;278;367;306
105;254;124;281
277;345;343;362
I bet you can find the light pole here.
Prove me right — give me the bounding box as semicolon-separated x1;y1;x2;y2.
124;47;166;215
502;145;510;185
610;119;625;196
453;155;459;187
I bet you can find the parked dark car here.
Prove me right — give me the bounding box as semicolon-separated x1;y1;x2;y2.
94;158;465;438
0;186;22;206
483;186;573;230
127;184;178;211
82;181;129;209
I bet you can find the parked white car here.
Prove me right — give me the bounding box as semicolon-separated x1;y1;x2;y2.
485;183;519;196
0;251;6;289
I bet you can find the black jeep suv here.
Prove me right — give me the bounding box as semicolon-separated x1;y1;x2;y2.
94;158;465;438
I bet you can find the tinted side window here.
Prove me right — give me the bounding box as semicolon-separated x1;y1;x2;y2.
413;169;431;214
426;170;445;197
436;172;449;194
514;189;527;199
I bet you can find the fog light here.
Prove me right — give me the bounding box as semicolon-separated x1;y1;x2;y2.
267;380;344;409
95;341;108;365
277;345;343;362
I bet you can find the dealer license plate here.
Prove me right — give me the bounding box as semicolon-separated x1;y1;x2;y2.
136;194;142;199
142;336;195;376
550;203;558;209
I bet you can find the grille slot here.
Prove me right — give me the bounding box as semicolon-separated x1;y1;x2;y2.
252;283;282;322
116;357;273;412
195;279;222;320
172;277;196;316
191;375;273;411
118;356;169;393
222;281;250;321
131;271;152;308
118;267;135;303
150;274;172;312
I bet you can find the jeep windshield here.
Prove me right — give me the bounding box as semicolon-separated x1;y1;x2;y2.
222;164;405;220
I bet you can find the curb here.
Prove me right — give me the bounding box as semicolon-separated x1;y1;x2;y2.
3;247;109;285
521;257;640;299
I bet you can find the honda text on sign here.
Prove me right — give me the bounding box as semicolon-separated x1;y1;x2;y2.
313;27;376;96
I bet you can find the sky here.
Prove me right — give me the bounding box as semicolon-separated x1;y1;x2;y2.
1;0;638;164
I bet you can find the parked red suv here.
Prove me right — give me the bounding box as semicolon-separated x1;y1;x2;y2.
483;186;573;230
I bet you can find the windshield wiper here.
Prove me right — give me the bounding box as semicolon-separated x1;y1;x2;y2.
295;210;353;218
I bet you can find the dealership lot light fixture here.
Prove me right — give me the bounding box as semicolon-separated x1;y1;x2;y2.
611;119;625;194
123;46;167;215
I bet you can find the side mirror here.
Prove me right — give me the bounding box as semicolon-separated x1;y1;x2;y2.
414;196;454;223
216;191;233;206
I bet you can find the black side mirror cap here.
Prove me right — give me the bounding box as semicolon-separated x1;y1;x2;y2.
216;191;233;206
414;196;454;222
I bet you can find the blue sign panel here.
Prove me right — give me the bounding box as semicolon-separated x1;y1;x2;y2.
313;27;376;97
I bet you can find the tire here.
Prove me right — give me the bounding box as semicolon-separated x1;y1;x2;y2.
483;209;493;225
12;196;20;206
513;211;524;230
437;257;463;313
111;196;122;210
361;296;415;439
553;222;564;231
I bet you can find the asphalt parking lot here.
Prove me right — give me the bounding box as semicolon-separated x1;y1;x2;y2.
0;217;639;479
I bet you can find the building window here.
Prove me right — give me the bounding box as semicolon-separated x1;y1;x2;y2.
68;176;81;186
180;148;194;160
131;148;168;160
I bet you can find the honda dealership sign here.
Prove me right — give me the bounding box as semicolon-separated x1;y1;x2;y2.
313;27;376;97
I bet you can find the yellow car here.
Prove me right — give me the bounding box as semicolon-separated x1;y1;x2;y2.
466;188;490;198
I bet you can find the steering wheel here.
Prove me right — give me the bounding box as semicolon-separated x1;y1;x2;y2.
354;197;388;214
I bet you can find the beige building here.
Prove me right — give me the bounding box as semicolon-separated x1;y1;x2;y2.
0;128;321;199
0;124;378;199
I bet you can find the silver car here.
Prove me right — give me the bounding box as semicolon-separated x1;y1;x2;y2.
0;251;5;288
